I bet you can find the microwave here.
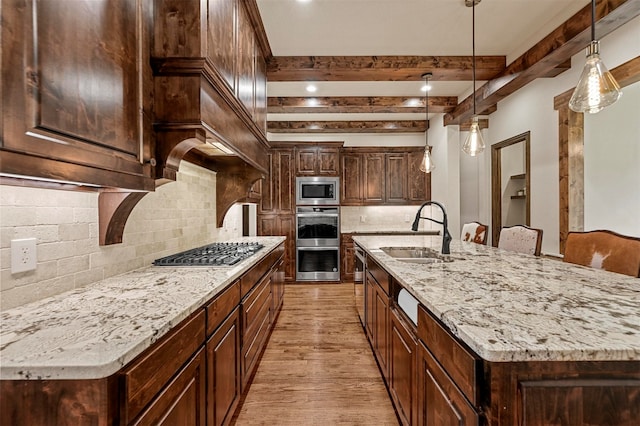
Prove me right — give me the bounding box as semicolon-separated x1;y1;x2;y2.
296;176;340;205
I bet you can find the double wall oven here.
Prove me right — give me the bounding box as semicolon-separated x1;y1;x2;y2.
295;177;340;281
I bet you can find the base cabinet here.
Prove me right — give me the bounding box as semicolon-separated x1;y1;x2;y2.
206;308;241;426
389;308;418;426
416;342;479;426
134;348;207;426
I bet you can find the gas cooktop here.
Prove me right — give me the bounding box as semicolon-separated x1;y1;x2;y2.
153;242;264;266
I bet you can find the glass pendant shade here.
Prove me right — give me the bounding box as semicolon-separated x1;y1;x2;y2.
569;41;622;114
419;146;435;173
462;116;485;156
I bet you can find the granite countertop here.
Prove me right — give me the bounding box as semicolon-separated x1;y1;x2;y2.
0;237;286;381
353;235;640;363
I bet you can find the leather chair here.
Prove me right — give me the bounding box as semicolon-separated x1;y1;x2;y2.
564;230;640;277
498;225;543;256
460;222;488;245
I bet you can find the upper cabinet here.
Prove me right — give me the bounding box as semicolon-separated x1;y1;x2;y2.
1;0;154;190
342;147;430;206
295;144;340;176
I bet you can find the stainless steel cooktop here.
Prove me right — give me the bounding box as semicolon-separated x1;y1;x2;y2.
153;242;264;266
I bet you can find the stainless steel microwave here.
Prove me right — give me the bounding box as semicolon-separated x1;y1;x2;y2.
296;176;340;205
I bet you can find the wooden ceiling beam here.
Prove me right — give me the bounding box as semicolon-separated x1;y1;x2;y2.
266;55;506;82
268;120;428;133
267;96;458;114
444;0;640;126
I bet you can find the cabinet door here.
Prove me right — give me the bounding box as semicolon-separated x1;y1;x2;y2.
386;154;408;204
341;154;363;205
296;147;318;175
254;42;267;133
390;309;418;426
207;0;237;91
364;273;376;341
408;151;431;202
374;283;390;381
207;309;241;426
279;215;296;282
133;348;206;426
276;150;295;214
259;153;275;214
1;0;152;190
236;2;255;115
364;154;385;203
417;342;479;426
318;148;340;176
341;234;355;282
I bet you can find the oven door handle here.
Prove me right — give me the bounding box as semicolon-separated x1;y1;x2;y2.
297;246;340;251
296;213;339;218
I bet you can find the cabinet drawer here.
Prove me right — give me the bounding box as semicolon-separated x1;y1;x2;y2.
241;302;271;388
366;257;390;295
242;273;272;341
122;310;206;424
240;245;283;298
417;305;480;405
206;281;240;336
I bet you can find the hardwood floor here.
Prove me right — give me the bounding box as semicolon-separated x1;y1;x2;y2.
233;283;399;425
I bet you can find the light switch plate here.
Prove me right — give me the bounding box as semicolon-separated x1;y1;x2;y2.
11;238;37;274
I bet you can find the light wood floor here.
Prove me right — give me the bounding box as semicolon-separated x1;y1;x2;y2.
233;283;399;425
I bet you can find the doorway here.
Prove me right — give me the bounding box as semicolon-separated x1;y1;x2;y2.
491;132;531;246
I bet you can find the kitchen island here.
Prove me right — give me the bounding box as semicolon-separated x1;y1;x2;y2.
354;235;640;426
0;236;286;425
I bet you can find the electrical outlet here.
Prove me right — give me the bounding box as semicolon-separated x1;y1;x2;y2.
360;215;366;223
11;238;37;274
404;214;411;223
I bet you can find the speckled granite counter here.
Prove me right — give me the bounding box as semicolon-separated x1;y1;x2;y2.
353;235;640;363
0;237;285;380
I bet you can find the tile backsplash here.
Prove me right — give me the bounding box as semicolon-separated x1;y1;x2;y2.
0;162;242;310
341;205;436;233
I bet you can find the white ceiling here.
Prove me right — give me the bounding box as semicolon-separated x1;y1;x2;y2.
258;0;590;123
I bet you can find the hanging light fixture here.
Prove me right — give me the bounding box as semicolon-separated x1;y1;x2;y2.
462;0;485;157
420;72;435;173
569;0;622;113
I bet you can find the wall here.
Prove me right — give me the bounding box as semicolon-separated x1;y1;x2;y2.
473;16;640;255
341;205;436;233
584;80;640;236
0;162;242;310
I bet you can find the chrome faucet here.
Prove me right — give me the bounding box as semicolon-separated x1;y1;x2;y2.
411;201;452;255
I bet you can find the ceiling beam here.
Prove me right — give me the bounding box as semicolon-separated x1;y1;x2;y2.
266;56;506;82
268;120;428;133
444;0;640;126
267;96;458;114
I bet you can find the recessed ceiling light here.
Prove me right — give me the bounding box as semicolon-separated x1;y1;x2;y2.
306;84;317;93
421;84;432;92
297;0;312;3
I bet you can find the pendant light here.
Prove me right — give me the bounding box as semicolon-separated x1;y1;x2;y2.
568;0;622;113
462;0;485;157
419;72;435;173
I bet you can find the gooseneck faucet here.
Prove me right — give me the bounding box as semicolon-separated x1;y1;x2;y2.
411;201;452;255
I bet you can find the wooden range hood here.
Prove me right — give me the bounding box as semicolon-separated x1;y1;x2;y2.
99;0;271;245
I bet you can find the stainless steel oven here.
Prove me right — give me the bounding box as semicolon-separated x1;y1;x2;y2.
296;176;340;205
295;206;339;247
296;246;340;281
295;206;340;281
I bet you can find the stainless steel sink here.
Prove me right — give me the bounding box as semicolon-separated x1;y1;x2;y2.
379;246;453;264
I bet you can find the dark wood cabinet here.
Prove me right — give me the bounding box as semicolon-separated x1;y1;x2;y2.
134;348;207;426
341;153;363;205
341;148;429;205
365;256;391;383
416;342;479;426
295;145;340;176
363;154;386;203
341;233;355;282
259;149;295;215
241;271;272;389
206;308;241;426
258;215;295;281
408;151;432;202
389;308;418;426
386;154;408;203
1;0;154;190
